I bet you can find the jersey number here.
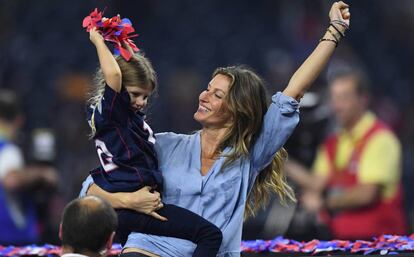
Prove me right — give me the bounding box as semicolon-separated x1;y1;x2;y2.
95;139;118;172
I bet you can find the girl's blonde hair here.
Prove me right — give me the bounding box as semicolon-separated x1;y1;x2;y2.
213;66;296;219
88;53;157;137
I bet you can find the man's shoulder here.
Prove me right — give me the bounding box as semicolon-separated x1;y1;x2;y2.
367;128;400;149
0;141;21;158
0;142;24;178
366;115;400;146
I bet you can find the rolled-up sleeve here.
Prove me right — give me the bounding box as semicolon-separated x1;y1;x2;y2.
79;175;94;198
250;92;299;172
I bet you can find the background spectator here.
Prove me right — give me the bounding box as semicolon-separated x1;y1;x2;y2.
0;89;58;245
285;66;406;240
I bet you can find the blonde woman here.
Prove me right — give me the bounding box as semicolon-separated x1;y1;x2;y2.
81;2;350;256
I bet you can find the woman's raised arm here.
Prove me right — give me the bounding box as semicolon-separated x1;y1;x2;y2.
283;1;350;100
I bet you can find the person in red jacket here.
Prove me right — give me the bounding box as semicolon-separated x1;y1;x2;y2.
286;67;407;240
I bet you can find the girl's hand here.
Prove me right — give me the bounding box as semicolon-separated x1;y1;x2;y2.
89;27;104;46
329;1;350;32
122;186;168;221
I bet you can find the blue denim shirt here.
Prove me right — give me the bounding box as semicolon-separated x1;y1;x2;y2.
80;92;299;257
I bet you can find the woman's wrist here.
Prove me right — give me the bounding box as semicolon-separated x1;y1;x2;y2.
319;22;348;48
330;19;349;33
320;29;339;47
329;23;346;38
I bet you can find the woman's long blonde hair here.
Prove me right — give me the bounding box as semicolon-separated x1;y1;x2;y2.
87;53;157;138
213;66;296;219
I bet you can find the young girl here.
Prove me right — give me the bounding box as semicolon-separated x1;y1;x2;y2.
86;27;222;257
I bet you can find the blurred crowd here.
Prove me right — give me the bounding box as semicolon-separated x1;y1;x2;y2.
0;0;413;245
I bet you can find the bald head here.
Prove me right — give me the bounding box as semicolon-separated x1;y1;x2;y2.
78;195;108;209
61;196;117;255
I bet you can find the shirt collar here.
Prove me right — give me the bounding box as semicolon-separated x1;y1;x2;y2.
340;111;376;142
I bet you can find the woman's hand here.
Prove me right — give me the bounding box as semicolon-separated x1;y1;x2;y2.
122;186;168;221
329;1;350;34
89;27;104;46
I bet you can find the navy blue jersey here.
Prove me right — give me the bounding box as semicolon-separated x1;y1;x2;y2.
87;85;163;192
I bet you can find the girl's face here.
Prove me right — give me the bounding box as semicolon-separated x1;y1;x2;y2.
125;84;153;112
194;74;232;128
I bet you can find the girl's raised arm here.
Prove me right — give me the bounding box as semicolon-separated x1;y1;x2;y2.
90;27;122;92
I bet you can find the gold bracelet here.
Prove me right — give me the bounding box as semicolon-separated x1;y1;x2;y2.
327;27;341;42
319;38;338;47
330;23;345;37
331;20;349;30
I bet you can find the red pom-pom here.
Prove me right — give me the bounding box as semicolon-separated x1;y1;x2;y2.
82;8;103;32
82;8;139;60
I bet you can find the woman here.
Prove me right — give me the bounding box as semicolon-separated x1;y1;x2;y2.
80;2;350;256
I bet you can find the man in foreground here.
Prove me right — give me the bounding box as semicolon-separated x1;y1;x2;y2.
60;196;118;257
